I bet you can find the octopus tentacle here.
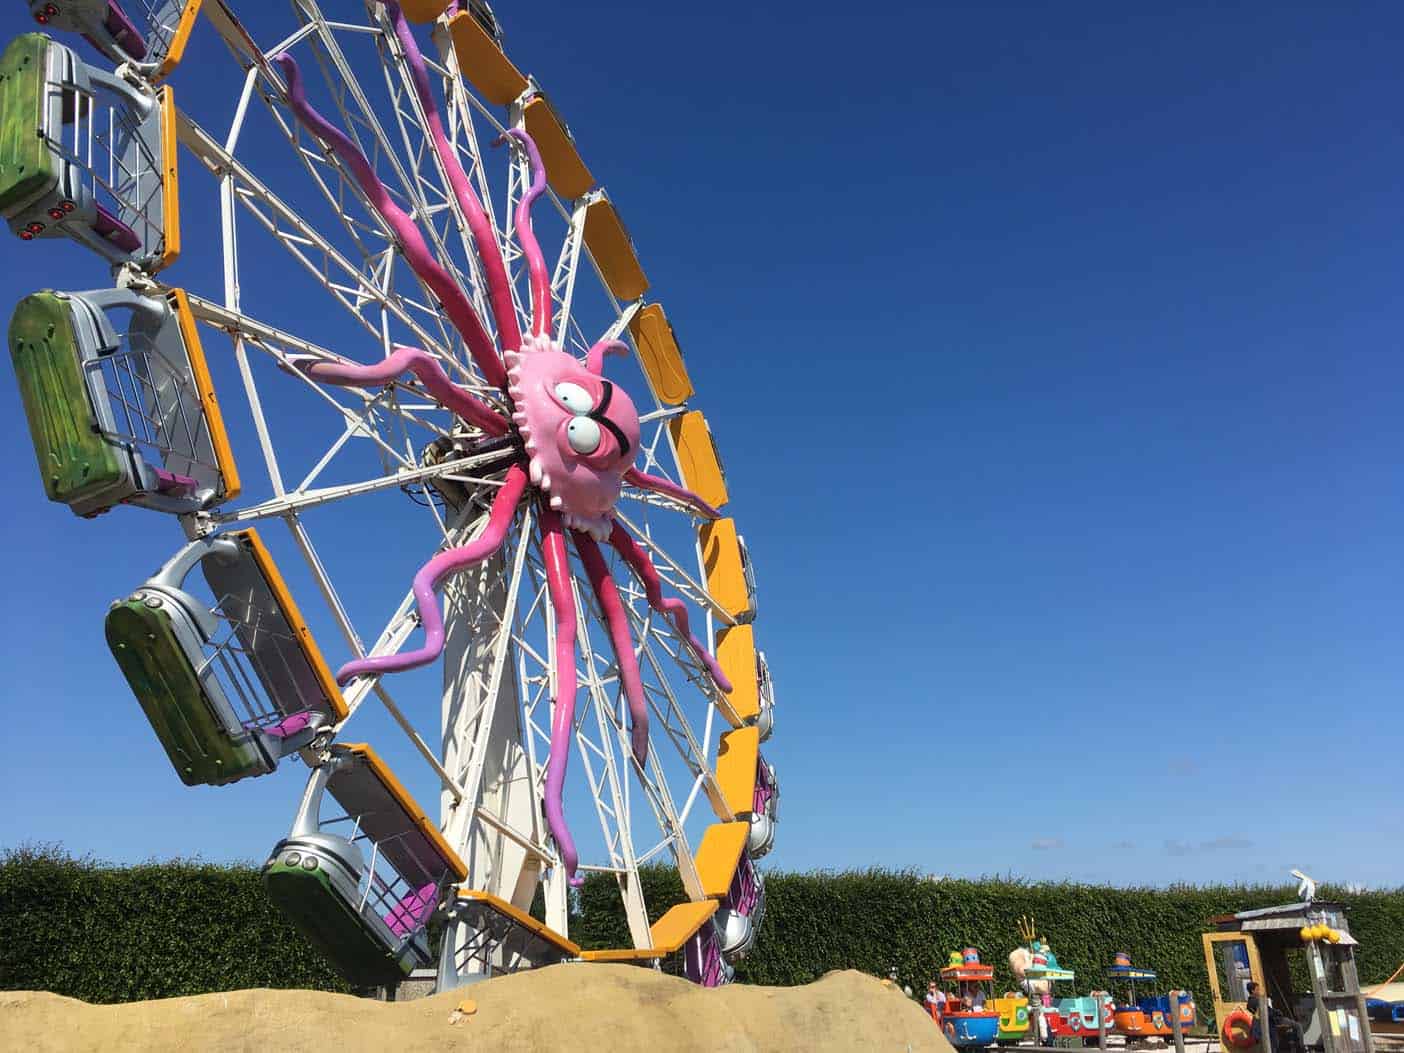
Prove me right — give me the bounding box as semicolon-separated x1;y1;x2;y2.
607;521;732;693
334;464;528;685
500;128;552;338
572;530;649;767
296;346;508;436
275;53;508;391
585;338;627;377
540;507;583;886
624;466;722;521
386;5;522;353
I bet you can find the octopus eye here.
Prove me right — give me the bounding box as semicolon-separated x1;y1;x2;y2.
553;381;594;415
566;416;602;454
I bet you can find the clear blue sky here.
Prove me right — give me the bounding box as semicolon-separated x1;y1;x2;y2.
1;2;1400;889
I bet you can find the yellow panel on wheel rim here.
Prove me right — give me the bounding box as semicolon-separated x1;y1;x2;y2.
715;726;759;819
401;0;452;21
447;11;528;106
695;821;749;899
523;95;594;200
155;2;205;83
167;287;240;501
584;195;648;302
629;303;694;405
154;84;181;273
668;410;728;511
715;624;760;726
700;517;754;622
579;901;719;961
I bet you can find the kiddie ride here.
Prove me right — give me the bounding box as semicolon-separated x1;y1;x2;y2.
5;0;778;996
934;949;1009;1049
1107;952;1197;1043
1009;918;1129;1046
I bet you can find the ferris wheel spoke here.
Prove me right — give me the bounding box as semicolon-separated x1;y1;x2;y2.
326;510;574;877
567;656;684;940
617;482;711;520
289;1;474;292
290;1;431;207
631;621;732;822
180;110;457;362
439;509;538;849
203;50;486;388
280;512;364;654
254;364;425;483
184;291;477;460
499;142;535;337
281;4;515;382
372;679;466;803
330;499;495;724
434;41;512;306
598;300;642;348
613;602;721;786
551;199;588;346
212;452;501;525
572;695;652;947
372;4;498;338
206;6;459;353
612;510;735;628
569;551;711;901
419;516;560;873
637;406;688;425
629;416;688;484
294;403;398;495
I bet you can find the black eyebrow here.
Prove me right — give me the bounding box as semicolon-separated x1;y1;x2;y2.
589;381;630;456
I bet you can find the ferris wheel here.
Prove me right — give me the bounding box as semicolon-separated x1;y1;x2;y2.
4;0;777;991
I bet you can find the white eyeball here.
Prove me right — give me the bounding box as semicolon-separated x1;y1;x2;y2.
566;416;602;454
553;381;594;414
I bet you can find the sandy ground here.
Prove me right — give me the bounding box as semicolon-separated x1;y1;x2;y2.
0;966;955;1052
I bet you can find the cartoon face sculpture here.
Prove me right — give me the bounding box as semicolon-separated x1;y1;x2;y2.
507;334;641;540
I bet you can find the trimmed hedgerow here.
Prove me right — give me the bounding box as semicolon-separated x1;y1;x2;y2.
570;865;1404;1000
0;844;349;1001
3;846;1400;1004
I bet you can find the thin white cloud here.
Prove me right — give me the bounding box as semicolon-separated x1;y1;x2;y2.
1165;835;1253;856
1032;837;1065;851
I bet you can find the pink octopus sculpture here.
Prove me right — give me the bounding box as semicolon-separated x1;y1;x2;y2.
273;5;730;886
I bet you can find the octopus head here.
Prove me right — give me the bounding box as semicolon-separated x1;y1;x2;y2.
506;334;640;540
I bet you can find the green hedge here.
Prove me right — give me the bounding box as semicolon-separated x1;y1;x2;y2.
577;864;1404;999
4;845;1401;1005
0;845;349;1001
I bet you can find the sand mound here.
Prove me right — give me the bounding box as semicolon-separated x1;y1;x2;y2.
0;966;954;1052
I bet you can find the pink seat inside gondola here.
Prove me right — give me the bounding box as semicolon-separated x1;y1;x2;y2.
383;882;438;937
727;852;760;916
152;466;198;494
101;1;148;60
752;756;774;813
93;204;141;253
261;710;313;739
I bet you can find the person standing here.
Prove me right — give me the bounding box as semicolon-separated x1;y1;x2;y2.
926;982;947;1019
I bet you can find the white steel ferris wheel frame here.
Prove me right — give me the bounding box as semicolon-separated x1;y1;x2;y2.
109;0;752;965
